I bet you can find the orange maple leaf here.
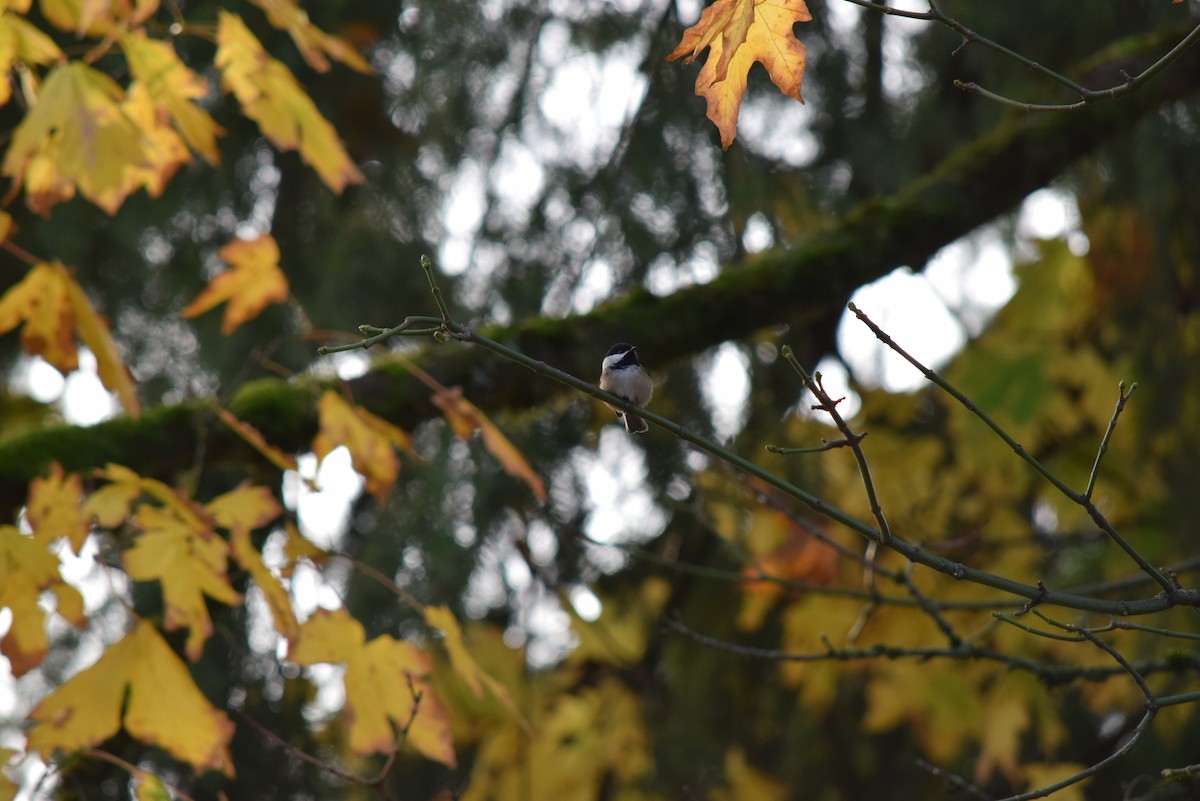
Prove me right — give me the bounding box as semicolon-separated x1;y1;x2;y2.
291;608;456;766
26;619;236;777
215;11;364;192
668;0;811;149
180;235;289;335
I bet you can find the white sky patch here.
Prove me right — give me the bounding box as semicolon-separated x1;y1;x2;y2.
925;230;1016;336
568;584;602;621
646;241;721;297
572;259;615;313
701;343;750;440
61;350;119;426
438;159;488;275
537;41;648;169
1018;186;1089;256
580;432;667;568
491;136;546;228
736;94;818;167
284;450;362;549
12;356;64;403
741;212;775;253
840;268;966;392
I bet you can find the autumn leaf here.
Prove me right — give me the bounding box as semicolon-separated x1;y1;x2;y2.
25;462;89;551
667;0;811;149
280;520;330;577
0;524;83;675
39;0;158;36
215;11;364;192
124;502;242;661
217;407;299;473
313;390;411;501
0;262;139;415
975;673;1033;784
431;387;548;502
2;62;153;214
120;30;224;164
0;262;75;372
0;12;62;106
291;608;456;766
425;605;526;727
180;235;289;335
26;619;235;777
84;463;151;527
250;0;371;74
206;484;296;640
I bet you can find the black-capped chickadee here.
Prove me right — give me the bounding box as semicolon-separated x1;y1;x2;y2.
598;342;653;434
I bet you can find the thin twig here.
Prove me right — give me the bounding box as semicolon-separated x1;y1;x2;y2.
781;345;892;544
844;0;1200;111
846;302;1178;597
1085;382;1136;500
318;261;1200;616
85;750;198;801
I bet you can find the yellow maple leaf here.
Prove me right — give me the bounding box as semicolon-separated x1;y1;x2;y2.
250;0;371;74
180;235;289;335
124;503;242;661
0;523;84;676
120;30;224;164
84;463;147;526
280;519;329;577
25;462;89;551
431;387;547;502
0;263;139;415
215;11;364;192
26;619;235;776
291;608;456;766
0;12;62;106
2;62;156;214
313;391;411;502
0;262;75;372
425;605;528;731
667;0;811;149
119;82;191;199
39;0;157;37
206;484;297;640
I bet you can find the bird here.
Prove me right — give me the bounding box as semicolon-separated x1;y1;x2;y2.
598;343;653;434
